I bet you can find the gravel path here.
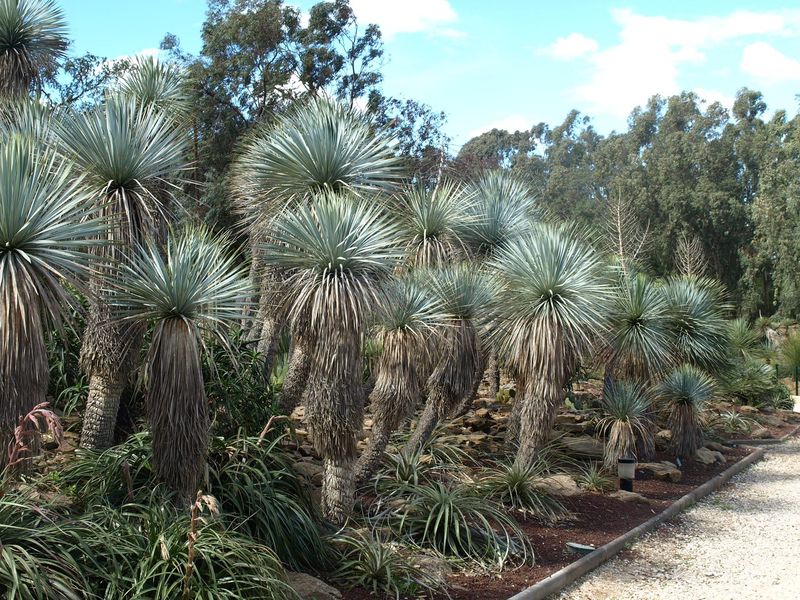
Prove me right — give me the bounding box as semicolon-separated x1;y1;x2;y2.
559;438;800;600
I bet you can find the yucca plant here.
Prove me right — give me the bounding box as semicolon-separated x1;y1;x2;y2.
331;531;446;599
780;332;800;375
726;318;761;360
0;0;67;97
117;55;189;115
0;138;103;465
718;357;789;407
491;224;607;469
233;97;403;405
403;265;495;454
603;272;671;383
262;193;400;523
576;462;613;492
396;180;469;267
56;96;190;450
663;276;729;374
384;481;532;569
597;381;654;469
108;226;251;504
656;364;715;459
476;461;569;521
355;277;445;483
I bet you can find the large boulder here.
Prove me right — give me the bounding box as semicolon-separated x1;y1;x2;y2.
286;572;341;600
560;435;604;458
654;429;672;451
637;461;682;482
292;461;324;486
695;447;726;465
533;474;581;497
750;427;773;439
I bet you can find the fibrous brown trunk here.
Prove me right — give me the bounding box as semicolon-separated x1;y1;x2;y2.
280;329;313;415
486;350;500;399
80;371;127;449
514;380;563;470
321;456;356;525
403;398;440;455
504;386;525;446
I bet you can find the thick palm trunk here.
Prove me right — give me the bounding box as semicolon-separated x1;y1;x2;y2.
514;382;562;470
80;371;127;449
505;387;525;446
355;419;391;483
403;397;441;455
257;312;283;383
280;330;313;415
321;456;356;524
486;350;500;399
452;348;486;417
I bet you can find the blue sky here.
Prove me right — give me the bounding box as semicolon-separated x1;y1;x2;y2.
60;1;800;147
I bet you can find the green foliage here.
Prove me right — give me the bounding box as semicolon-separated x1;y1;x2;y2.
656;364;715;458
476;462;569;521
718;358;789;407
780;333;800;372
59;432;326;571
575;462;613;492
715;410;756;434
331;532;446;599
726;318;762;359
382;481;532;569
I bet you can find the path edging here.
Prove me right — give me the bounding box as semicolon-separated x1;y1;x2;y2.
507;447;767;600
728;423;800;446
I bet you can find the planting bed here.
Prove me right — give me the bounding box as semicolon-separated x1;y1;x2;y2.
339;444;753;600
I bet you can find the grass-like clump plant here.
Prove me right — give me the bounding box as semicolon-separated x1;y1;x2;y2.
597;381;654;468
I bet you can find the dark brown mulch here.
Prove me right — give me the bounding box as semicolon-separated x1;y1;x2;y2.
340;445;752;600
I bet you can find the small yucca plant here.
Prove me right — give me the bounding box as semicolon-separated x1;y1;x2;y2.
597;381;654;468
109;226;251;504
117;55;189;115
656;364;715;459
477;461;569;521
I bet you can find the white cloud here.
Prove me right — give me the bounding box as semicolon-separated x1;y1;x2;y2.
348;0;462;40
694;87;735;110
552;8;800;119
741;41;800;82
466;115;532;140
98;48;161;73
540;33;598;60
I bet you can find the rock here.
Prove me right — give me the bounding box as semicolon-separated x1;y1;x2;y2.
408;552;451;583
638;461;682;482
609;490;652;504
695;447;726;465
533;474;582;497
290;405;305;420
750;427;773;439
758;414;783;428
286;572;341;600
705;441;729;452
739;405;759;415
655;429;672;451
292;461;324;485
474;407;491;419
561;435;605;458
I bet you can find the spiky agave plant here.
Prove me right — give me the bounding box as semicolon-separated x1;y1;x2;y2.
663;275;729;374
403;265;495;454
57;96;190;449
232;97;403;400
0;138;103;465
726;318;761;360
0;0;67;98
603;272;672;384
262;192;400;523
355;277;445;483
117;55;189;115
491;224;607;469
108;227;251;504
656;364;715;459
396;180;470;268
597;381;654;469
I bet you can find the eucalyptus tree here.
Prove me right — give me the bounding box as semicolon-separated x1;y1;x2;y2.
231;97;402;407
56;97;190;449
403;265;495;455
492;224;607;469
108;226;250;504
0;0;67;98
355;277;445;482
459;170;537;405
0;137;103;464
263;192;400;523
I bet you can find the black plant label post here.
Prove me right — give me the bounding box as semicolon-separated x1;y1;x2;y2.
618;457;635;492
